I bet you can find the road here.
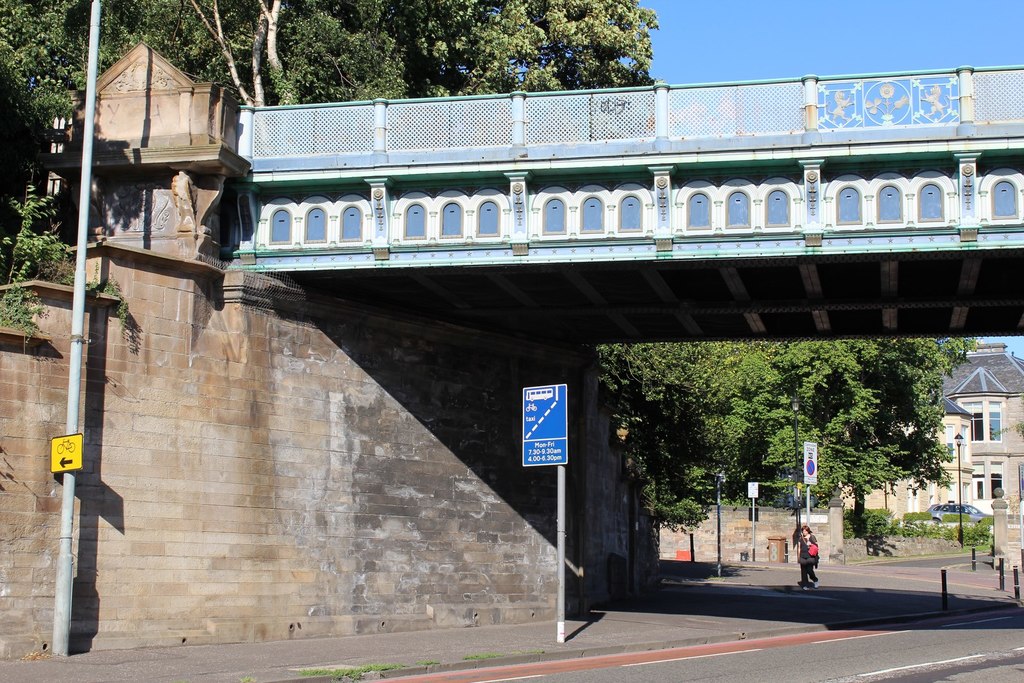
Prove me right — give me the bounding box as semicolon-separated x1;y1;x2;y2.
386;608;1024;683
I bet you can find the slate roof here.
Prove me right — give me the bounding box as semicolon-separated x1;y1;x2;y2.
943;397;972;416
943;343;1024;397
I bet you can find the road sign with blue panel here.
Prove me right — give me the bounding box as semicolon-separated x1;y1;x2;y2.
523;384;568;466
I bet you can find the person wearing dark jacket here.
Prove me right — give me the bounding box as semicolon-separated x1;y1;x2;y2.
798;524;819;590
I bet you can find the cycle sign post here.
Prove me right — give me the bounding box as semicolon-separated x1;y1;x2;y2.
804;442;818;519
522;383;568;643
50;433;83;473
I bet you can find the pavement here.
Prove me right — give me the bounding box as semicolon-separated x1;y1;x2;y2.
1;556;1020;683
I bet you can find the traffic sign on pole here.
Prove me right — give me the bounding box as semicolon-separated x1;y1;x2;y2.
522;384;568;466
803;441;818;485
747;481;759;499
50;433;83;473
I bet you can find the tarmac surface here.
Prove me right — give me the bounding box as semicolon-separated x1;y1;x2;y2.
1;556;1020;683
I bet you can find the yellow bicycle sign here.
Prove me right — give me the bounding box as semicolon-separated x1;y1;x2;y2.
50;433;83;473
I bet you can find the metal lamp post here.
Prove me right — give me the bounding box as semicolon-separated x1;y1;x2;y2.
955;432;965;547
791;393;801;546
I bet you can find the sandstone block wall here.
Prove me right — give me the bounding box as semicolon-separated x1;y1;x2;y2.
0;246;651;658
660;507;832;564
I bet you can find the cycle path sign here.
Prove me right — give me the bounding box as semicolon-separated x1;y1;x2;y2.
50;433;83;473
522;384;568;466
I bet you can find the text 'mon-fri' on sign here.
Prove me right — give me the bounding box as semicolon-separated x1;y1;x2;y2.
522;384;568;467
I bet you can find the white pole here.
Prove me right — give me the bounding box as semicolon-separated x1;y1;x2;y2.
53;0;102;657
806;485;812;521
556;464;566;643
751;498;756;562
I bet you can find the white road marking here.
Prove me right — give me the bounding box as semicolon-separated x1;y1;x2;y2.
622;648;762;667
858;654;985;676
476;676;543;683
811;630;908;644
940;615;1014;628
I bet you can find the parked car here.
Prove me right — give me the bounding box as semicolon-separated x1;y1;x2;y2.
928;503;991;523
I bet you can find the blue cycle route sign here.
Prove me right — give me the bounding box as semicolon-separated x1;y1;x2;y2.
522;384;568;467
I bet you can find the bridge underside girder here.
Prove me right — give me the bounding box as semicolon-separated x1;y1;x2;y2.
289;247;1024;345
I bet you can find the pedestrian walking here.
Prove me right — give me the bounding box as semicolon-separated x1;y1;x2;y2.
798;524;819;590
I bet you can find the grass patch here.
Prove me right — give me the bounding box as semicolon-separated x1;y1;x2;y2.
298;663;403;680
416;660;439;666
463;652;504;661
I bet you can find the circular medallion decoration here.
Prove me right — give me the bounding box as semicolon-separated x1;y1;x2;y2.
962;165;974;176
513;183;523;194
879;83;896;99
656;177;668;189
806;171;818;183
373;189;384;200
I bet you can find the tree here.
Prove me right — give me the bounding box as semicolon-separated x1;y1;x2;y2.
599;338;973;528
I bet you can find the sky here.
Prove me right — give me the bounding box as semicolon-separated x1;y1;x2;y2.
642;0;1024;357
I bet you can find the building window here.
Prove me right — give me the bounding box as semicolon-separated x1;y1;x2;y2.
989;401;1002;441
726;191;749;227
766;190;789;226
688;192;710;228
582;197;604;233
993;180;1017;218
963;401;983;442
271;209;291;243
919;183;943;222
620;196;642;232
478;201;500;236
877;185;902;223
305;208;326;242
442;202;463;237
544;198;566;234
838;187;861;224
973;464;985;499
405;203;426;238
342;207;362;241
991;462;1003;495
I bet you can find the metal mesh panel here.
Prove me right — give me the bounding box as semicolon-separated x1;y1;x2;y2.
252;105;374;157
526;94;592;144
388;101;451;150
449;99;513;148
669;83;803;138
974;71;1024;122
590;92;656;140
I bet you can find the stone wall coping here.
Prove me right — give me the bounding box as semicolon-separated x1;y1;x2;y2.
85;240;225;279
2;279;120;307
0;325;51;347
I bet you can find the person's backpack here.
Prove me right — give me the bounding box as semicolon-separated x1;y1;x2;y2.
808;542;819;557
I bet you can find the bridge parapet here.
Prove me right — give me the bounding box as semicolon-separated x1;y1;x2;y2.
242;66;1024;172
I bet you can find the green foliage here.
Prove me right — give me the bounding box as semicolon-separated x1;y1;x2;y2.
958;521;992;546
845;508;896;538
600;339;962;530
0;283;43;335
902;511;932;522
298;663;402;679
2;188;69;285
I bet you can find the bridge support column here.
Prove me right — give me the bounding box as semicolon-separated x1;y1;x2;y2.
374;99;388;153
955;154;979;228
801;75;820;144
654;83;669;150
506;172;531;255
512;92;527;152
957;66;975;135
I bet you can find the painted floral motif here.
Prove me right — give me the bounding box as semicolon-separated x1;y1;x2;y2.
818;76;959;129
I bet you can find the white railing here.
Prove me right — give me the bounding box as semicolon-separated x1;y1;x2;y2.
244;67;1023;161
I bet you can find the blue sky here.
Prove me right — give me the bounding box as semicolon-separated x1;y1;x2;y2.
643;0;1024;357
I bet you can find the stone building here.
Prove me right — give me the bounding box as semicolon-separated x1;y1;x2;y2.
943;342;1024;516
0;46;656;659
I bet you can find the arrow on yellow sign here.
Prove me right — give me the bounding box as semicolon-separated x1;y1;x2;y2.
50;433;83;473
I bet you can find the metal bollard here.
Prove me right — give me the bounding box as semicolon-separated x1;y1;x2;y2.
1014;567;1020;601
998;558;1005;591
941;569;948;610
971;547;976;571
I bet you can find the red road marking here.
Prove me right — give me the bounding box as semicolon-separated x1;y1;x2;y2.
385;628;893;682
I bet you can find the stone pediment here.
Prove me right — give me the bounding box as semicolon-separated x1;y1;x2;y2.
97;43;194;95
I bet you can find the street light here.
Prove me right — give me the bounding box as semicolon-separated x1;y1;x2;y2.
791;393;801;552
954;432;965;547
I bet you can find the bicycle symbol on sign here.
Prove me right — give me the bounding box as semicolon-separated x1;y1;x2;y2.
525;402;538;412
57;438;76;455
